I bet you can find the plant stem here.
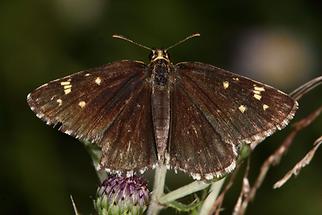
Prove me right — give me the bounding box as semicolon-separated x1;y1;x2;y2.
159;180;210;204
199;178;225;215
147;164;167;215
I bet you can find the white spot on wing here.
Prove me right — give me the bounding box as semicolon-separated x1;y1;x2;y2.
254;86;265;92
64;88;71;94
60;81;71;86
253;94;262;100
223;81;229;89
263;104;269;110
61;80;72;94
56;99;62;106
239;105;247;113
95;77;102;85
78;101;86;108
253;86;265;100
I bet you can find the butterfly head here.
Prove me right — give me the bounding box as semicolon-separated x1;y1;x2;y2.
150;49;170;62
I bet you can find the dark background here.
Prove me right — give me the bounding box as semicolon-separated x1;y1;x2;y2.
1;0;321;214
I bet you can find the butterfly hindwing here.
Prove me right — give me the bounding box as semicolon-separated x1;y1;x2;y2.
169;62;297;179
27;61;157;171
100;81;157;172
170;84;237;180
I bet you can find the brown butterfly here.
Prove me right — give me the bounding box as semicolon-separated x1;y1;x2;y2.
27;34;297;180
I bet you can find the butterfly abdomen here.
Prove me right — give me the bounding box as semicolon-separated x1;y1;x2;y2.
151;59;173;163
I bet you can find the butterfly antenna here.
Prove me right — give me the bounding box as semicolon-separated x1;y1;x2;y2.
112;34;152;51
166;33;200;51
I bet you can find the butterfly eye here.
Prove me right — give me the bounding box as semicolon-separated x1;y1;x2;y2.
149;50;156;60
163;51;170;59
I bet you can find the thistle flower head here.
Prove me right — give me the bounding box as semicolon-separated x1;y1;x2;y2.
94;175;150;215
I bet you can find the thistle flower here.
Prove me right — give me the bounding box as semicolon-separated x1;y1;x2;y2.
94;175;150;215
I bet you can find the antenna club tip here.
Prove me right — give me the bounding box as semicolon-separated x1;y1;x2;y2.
112;34;124;39
192;33;201;37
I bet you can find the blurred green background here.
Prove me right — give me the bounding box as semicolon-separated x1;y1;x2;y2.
1;0;321;214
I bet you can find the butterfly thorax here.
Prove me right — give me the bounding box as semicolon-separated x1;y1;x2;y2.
150;49;173;164
150;49;173;87
154;62;172;86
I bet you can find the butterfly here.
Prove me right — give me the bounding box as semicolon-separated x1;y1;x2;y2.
27;33;298;180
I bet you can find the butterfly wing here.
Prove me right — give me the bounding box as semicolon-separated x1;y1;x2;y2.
170;84;238;180
170;62;298;180
27;61;157;172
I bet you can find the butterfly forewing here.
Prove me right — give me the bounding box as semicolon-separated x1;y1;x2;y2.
175;62;297;149
28;61;157;171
